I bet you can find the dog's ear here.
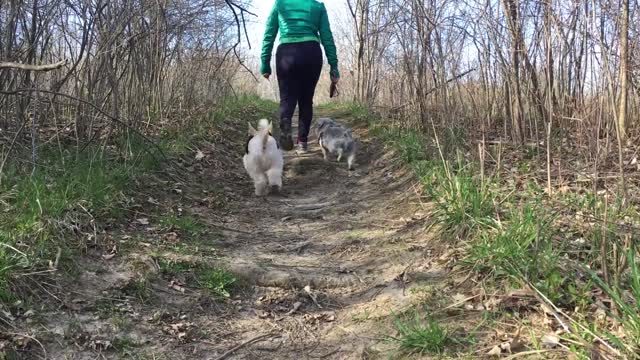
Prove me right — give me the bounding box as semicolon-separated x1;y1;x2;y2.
248;122;257;136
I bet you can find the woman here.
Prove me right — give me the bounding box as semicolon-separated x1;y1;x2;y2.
260;0;340;152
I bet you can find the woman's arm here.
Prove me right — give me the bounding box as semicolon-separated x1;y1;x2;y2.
318;3;339;79
260;4;279;76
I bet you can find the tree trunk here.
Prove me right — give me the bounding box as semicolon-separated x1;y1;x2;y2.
617;0;629;140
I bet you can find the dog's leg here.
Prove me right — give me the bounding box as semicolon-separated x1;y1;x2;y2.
319;139;328;160
337;148;343;162
254;173;268;196
347;152;356;170
266;168;282;193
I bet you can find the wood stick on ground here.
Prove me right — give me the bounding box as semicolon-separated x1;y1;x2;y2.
214;333;278;360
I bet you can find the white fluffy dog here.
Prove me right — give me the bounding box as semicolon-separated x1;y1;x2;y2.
243;119;283;196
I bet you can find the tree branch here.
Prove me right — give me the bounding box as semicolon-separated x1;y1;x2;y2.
0;59;66;72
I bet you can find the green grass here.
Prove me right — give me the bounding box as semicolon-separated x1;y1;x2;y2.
371;126;428;163
121;278;152;302
156;258;236;298
0;145;159;302
157;258;194;277
348;101;640;356
158;214;206;240
368;116;496;237
466;206;553;278
589;246;640;356
196;267;236;298
463;206;572;302
423;163;496;237
112;335;139;356
0;94;277;304
158;94;277;155
392;313;452;355
207;94;278;131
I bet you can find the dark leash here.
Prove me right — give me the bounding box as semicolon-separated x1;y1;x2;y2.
330;81;339;98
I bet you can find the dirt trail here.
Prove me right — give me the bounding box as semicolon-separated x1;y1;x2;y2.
16;109;451;360
213;114;447;359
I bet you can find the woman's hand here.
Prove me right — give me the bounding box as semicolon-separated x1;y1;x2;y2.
263;73;271;80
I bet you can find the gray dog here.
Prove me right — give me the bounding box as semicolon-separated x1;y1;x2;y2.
315;117;357;170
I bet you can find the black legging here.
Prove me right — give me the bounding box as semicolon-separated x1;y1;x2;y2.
275;41;323;144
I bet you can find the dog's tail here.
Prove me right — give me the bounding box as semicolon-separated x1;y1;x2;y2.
258;119;270;130
260;128;269;151
256;119;272;151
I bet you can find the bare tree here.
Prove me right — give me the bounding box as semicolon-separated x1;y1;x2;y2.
0;0;254;179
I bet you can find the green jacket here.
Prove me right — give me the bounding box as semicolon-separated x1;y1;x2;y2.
260;0;339;78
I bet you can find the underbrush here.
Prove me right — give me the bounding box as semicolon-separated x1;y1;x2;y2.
0;95;276;304
0;144;159;302
358;102;640;357
159;94;278;154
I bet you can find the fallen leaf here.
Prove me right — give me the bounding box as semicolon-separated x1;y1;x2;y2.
136;218;150;225
484;296;502;311
168;280;186;293
324;312;336;322
452;293;469;304
147;197;160;205
195;150;205;161
487;345;502;356
287;301;302;315
542;333;560;348
165;232;179;242
1;310;15;321
102;253;116;260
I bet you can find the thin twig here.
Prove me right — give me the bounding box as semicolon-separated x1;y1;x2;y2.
503;350;554;359
213;333;278;360
390;68;477;111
